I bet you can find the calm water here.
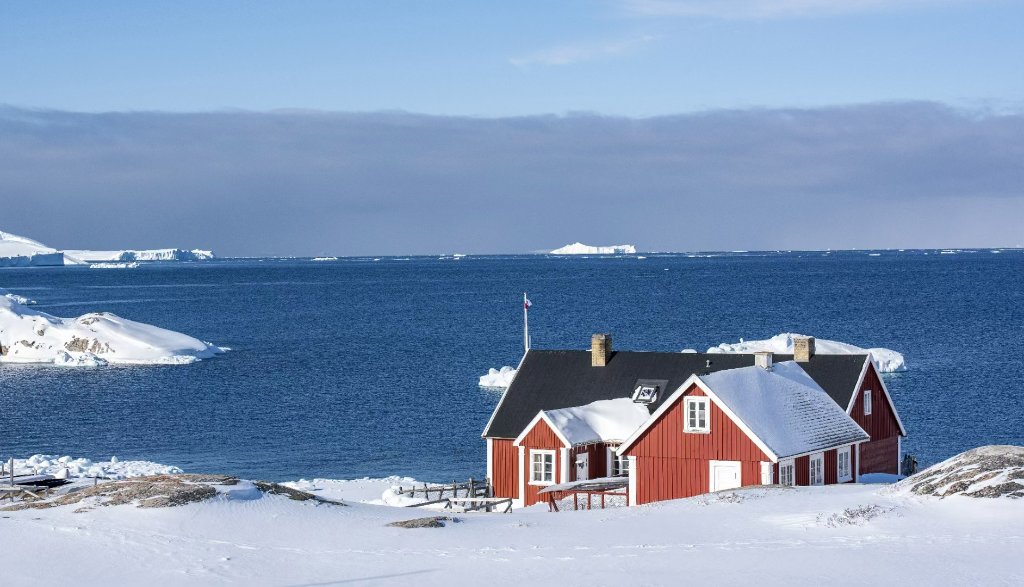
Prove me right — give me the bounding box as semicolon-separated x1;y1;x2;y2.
1;251;1022;481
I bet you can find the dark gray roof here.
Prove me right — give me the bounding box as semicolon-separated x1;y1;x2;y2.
483;350;869;439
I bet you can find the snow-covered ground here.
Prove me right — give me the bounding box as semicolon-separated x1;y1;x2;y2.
0;291;225;366
1;467;1020;585
707;332;907;372
479;366;517;388
550;242;637;255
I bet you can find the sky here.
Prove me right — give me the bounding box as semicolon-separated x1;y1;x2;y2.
1;1;1022;255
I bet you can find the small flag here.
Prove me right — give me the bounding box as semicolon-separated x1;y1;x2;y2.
524;297;532;310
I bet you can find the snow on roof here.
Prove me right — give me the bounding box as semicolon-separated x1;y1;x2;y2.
698;362;869;459
707;332;906;373
543;398;651;446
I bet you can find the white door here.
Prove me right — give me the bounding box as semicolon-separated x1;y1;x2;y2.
575;453;590;481
709;460;741;492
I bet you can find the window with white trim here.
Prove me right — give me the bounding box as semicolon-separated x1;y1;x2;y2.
779;461;795;486
608;448;630;477
837;446;852;482
529;450;555;485
809;453;824;486
684;397;709;433
863;389;873;416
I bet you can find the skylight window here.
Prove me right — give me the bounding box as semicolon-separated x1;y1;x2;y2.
633;384;659;404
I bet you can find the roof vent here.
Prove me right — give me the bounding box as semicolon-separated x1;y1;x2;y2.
754;351;773;370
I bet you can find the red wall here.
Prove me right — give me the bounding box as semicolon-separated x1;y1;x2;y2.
491;438;518;499
518;419;565;506
625;385;770;504
569;443;608;482
850;364;902;474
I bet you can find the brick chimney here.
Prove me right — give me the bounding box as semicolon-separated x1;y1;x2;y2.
591;333;612;367
793;336;815;362
754;351;773;370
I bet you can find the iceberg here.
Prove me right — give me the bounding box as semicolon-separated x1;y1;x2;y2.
1;227;214;266
479;366;517;389
550;242;637;255
0;292;226;366
65;249;215;262
0;230;75;267
706;332;906;373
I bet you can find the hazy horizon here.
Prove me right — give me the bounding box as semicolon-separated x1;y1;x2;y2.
3;2;1022;256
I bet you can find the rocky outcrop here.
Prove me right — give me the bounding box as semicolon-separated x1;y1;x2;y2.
892;445;1024;499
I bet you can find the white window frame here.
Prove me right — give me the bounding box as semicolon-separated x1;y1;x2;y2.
607;447;629;477
837;446;852;483
528;449;556;486
809;453;825;486
779;459;795;486
683;397;710;433
863;389;873;416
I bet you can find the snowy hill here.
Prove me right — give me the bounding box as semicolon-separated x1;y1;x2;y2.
0;291;225;366
550;242;637;255
0;228;215;266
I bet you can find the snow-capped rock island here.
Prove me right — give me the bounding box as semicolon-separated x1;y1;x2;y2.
0;289;226;366
0;229;215;266
549;242;637;255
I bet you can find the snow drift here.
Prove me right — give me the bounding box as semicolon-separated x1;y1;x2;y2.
0;293;225;366
550;242;637;255
707;333;906;373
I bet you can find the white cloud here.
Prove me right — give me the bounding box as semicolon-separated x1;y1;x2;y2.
509;34;661;68
621;0;979;19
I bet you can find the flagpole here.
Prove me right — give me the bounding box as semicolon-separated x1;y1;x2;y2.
523;292;529;354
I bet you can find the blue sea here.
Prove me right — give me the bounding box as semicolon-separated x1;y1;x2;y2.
1;251;1022;481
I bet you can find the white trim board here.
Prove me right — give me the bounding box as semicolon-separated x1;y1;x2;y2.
512;411;572;448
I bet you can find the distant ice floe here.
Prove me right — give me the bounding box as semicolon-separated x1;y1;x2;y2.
0;291;226;366
312;257;339;262
11;454;183;480
479;366;517;389
550;242;637;255
0;230;76;267
68;249;215;262
707;332;906;373
89;262;140;269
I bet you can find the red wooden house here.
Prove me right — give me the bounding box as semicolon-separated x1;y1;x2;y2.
483;334;906;508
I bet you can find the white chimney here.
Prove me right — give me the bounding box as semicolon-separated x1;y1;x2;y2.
754;351;773;370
